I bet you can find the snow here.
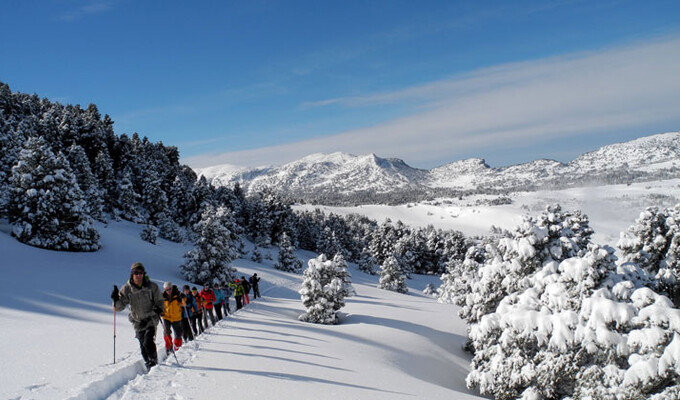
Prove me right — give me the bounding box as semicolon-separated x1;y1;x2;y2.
0;219;483;400
296;179;680;247
2;178;679;399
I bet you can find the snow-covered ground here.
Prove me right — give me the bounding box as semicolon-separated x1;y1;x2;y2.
2;179;678;400
296;179;680;249
0;220;482;400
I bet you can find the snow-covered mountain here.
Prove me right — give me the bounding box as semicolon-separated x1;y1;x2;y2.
202;152;429;195
197;132;680;199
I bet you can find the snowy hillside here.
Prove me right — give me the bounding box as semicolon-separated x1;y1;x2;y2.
196;132;680;199
0;219;482;400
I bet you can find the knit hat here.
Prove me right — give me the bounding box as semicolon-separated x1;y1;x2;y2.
183;285;190;291
130;262;145;273
163;281;172;290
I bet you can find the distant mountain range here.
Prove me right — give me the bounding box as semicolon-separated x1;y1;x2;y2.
196;132;680;204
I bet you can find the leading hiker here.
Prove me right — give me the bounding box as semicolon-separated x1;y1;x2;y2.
111;262;164;369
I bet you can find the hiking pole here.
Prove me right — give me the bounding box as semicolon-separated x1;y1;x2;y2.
113;305;116;364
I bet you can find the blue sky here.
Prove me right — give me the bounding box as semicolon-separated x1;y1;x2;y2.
1;1;679;169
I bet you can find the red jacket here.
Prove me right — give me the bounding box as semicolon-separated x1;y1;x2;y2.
200;289;216;310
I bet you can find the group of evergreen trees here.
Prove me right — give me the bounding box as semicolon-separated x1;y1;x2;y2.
438;204;680;399
0;82;469;287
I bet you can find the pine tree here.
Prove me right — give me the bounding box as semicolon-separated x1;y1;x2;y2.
66;144;105;221
299;254;354;324
379;254;408;294
275;232;302;272
332;253;355;305
357;246;377;275
115;166;142;222
140;224;158;244
618;205;680;306
9;136;100;251
251;245;263;263
181;205;238;285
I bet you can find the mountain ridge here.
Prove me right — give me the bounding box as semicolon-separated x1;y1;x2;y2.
196;131;680;203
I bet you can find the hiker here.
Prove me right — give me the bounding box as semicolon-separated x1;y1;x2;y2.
162;282;183;354
192;287;205;334
222;281;233;315
213;283;225;320
249;273;261;299
230;279;244;310
241;276;251;305
111;262;164;369
181;285;195;341
200;285;217;326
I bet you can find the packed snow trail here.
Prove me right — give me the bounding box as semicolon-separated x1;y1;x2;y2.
98;282;484;400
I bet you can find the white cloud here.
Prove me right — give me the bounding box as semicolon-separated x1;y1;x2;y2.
183;35;680;169
57;1;114;22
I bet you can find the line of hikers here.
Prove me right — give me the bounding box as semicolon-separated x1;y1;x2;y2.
111;262;261;369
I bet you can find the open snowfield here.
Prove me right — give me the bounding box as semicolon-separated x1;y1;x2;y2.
0;220;482;400
296;179;680;250
2;179;678;400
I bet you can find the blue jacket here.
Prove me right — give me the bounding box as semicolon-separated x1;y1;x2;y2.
214;288;225;304
183;292;197;318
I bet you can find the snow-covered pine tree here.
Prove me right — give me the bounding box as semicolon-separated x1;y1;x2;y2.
332;253;355;306
369;218;396;266
299;254;354;324
115;166;142;222
393;235;417;278
437;243;487;320
423;283;436;296
140;224;158;244
572;283;680;399
379;254;408;294
317;226;343;260
467;243;617;400
357;246;377;275
618;205;680;307
459;204;594;326
92;149;116;213
245;194;272;246
251;245;263;263
275;232;302;272
156;214;184;243
65;143;105;221
180;205;238;285
9;136;100;251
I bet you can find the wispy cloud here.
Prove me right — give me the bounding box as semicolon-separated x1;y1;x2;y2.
56;1;114;22
184;35;680;169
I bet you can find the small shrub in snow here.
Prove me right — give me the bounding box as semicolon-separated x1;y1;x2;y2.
299;254;354;324
140;224;158;244
423;283;436;296
251;245;263;263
